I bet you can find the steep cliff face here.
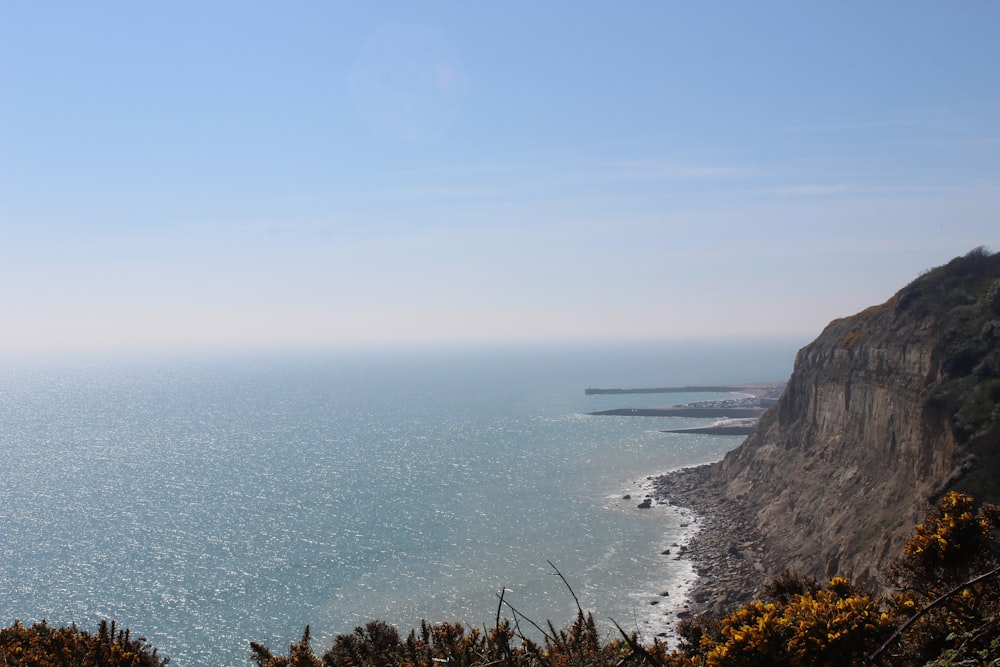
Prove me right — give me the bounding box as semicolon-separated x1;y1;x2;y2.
715;248;1000;590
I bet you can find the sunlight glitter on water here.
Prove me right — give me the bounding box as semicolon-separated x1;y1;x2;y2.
0;342;793;665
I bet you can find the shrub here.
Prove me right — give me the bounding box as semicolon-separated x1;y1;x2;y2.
985;279;1000;316
884;492;1000;665
693;578;895;667
0;619;168;667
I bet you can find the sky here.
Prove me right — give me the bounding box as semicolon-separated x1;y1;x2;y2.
1;2;999;357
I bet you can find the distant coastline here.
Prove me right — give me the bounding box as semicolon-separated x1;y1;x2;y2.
595;382;786;619
589;406;765;417
585;383;785;397
585;382;784;419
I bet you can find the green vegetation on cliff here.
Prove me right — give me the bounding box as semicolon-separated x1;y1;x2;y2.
832;246;1000;457
907;248;1000;439
906;248;1000;502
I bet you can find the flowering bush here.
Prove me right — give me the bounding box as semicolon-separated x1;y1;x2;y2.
0;619;168;667
694;578;896;667
904;491;991;575
886;492;1000;665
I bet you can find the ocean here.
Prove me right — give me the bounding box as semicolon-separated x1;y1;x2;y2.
0;339;797;666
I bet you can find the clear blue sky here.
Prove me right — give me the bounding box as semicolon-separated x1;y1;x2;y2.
2;2;998;356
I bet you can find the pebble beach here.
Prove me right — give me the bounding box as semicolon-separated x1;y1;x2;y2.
653;465;767;619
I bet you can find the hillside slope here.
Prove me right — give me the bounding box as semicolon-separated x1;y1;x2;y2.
713;248;1000;592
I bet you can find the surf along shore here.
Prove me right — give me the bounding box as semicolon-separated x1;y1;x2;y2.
651;465;764;619
653;384;780;619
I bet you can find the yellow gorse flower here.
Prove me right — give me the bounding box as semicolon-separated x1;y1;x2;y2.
701;579;897;667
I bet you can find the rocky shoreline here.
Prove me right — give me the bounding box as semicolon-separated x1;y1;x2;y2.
652;465;766;618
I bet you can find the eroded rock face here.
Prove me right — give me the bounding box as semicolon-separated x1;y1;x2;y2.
711;250;1000;593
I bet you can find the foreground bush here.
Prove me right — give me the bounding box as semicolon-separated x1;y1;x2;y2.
885;491;1000;665
679;577;896;667
249;613;673;667
6;492;1000;667
0;619;168;667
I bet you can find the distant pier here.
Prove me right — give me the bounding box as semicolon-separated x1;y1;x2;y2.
588;407;765;417
585;385;736;395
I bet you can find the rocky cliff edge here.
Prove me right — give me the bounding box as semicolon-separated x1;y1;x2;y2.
661;248;1000;611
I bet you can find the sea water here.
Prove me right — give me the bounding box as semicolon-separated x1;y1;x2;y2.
0;340;797;666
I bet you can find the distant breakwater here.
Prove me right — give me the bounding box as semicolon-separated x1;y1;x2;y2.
663;421;757;435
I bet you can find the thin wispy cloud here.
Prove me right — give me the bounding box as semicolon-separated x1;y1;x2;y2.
763;184;855;198
381;185;500;201
599;159;751;181
781;117;938;134
1;2;998;353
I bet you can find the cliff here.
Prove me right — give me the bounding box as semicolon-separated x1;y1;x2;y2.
695;248;1000;597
